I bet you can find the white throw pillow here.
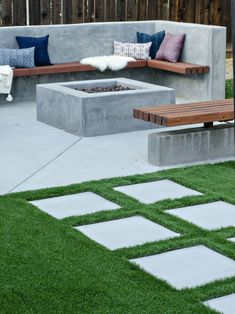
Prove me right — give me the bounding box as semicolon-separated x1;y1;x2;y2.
114;41;152;60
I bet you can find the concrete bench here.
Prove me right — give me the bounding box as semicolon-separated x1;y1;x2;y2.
134;99;234;167
0;20;226;103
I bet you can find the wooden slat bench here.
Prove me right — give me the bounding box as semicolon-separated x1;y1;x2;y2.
134;99;234;128
13;60;147;77
13;60;209;77
148;60;210;75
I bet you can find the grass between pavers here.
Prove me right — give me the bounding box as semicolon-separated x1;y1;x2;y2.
1;162;235;313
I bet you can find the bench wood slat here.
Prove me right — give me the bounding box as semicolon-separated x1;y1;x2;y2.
13;60;148;77
143;104;233;121
13;60;209;77
143;103;233;120
134;99;233;116
133;99;233;120
134;99;234;126
148;111;233;125
162;111;234;126
148;60;209;75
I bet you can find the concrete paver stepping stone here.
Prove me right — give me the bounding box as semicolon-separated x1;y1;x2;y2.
130;245;235;290
204;293;235;314
76;216;180;250
30;192;120;219
114;179;202;204
166;201;235;230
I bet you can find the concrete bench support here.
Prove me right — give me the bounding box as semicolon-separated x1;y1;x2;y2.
148;125;235;167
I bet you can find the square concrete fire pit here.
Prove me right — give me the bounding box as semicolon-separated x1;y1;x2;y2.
37;78;175;137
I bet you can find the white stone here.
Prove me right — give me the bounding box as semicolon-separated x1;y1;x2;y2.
30;192;120;219
166;201;235;230
204;294;235;314
130;245;235;290
114;179;202;204
76;216;180;250
228;237;235;243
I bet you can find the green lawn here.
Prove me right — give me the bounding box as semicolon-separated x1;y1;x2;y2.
1;161;235;313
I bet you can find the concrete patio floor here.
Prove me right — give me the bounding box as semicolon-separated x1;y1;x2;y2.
1;101;233;195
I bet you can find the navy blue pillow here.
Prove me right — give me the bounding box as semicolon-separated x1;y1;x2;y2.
16;35;51;66
137;31;165;59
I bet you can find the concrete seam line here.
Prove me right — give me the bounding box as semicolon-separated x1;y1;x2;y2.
6;136;84;194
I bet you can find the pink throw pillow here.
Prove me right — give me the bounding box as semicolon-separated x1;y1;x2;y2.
156;32;186;63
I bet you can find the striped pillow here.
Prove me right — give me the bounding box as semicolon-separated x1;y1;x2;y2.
114;41;152;60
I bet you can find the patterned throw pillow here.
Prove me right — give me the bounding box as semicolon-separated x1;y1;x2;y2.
114;41;152;60
0;47;35;68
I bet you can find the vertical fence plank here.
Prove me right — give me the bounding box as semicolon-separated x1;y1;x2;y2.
52;0;62;24
147;0;158;20
162;0;170;20
223;0;232;49
203;0;210;25
95;0;105;21
13;0;26;25
40;0;51;25
63;0;73;23
138;0;148;20
116;0;126;21
127;0;137;21
29;0;41;25
72;0;84;23
181;0;194;22
84;0;94;22
212;0;223;26
195;0;205;24
169;0;178;21
2;0;12;26
106;0;116;21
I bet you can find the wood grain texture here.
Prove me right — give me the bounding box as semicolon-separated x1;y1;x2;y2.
2;0;12;26
29;0;40;25
13;0;26;25
134;99;234;127
40;0;51;25
52;0;62;24
13;60;147;77
148;60;209;75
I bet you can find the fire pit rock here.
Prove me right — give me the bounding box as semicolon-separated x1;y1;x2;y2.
37;78;175;137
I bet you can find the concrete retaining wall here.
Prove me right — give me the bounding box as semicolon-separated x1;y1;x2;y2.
0;21;226;103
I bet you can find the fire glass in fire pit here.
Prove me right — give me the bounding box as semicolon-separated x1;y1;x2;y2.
78;85;135;93
37;78;175;137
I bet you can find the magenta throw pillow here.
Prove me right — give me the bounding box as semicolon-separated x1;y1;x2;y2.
156;32;185;63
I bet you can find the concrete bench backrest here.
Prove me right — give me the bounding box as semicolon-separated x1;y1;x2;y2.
0;21;155;63
0;21;226;101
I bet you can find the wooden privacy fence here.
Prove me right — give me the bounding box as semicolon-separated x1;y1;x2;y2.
0;0;232;46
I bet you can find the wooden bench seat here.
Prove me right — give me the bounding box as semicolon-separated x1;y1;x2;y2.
13;60;148;77
134;99;234;128
148;60;209;75
13;59;209;77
